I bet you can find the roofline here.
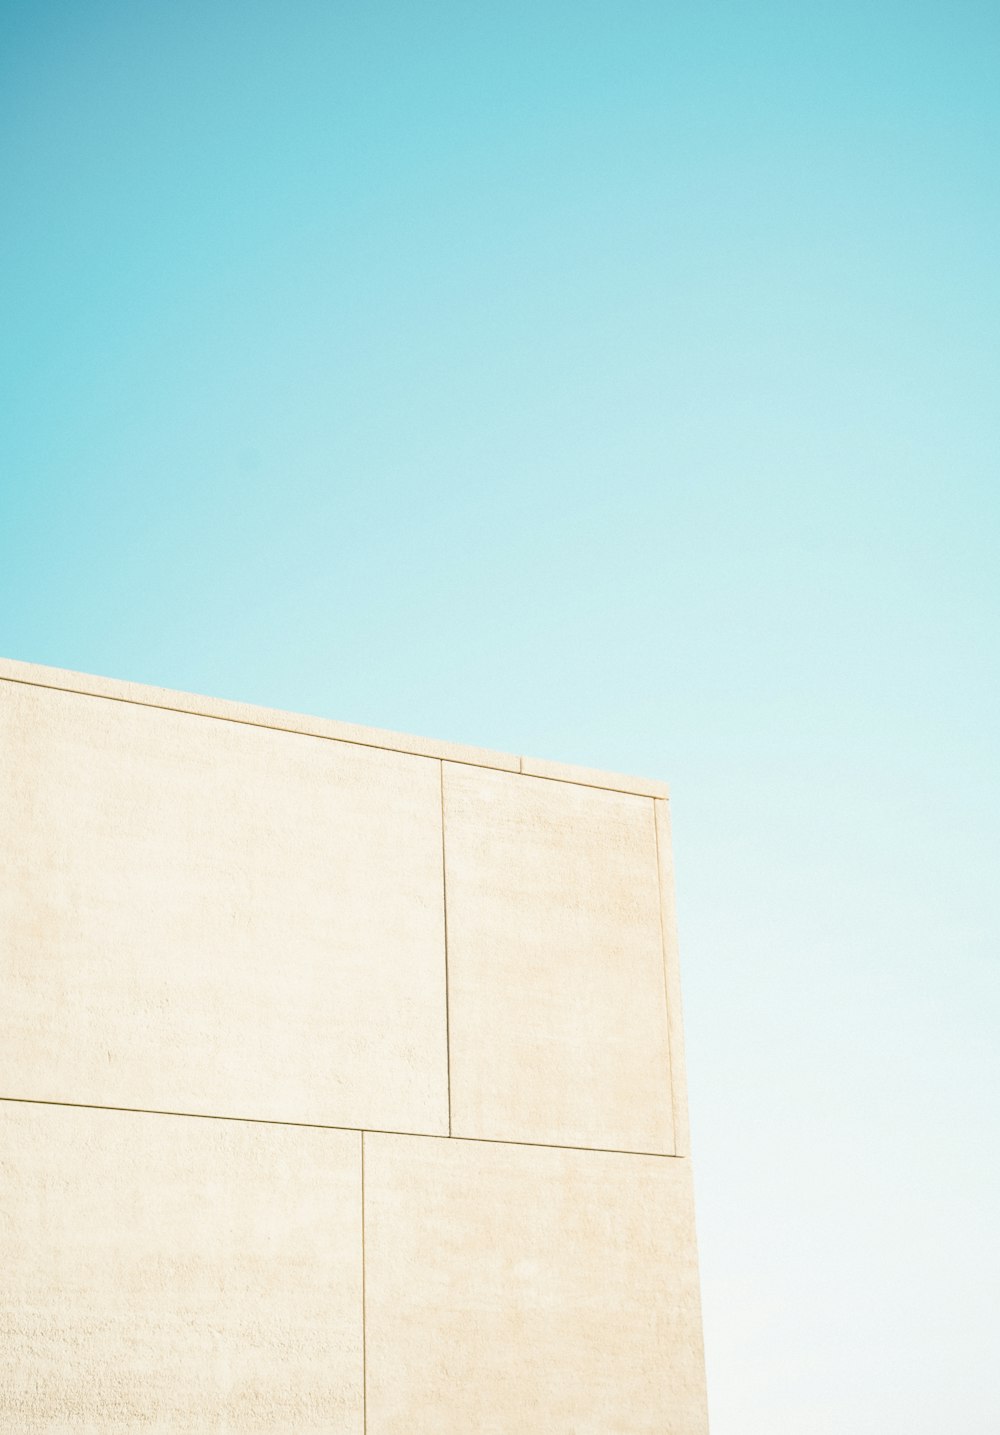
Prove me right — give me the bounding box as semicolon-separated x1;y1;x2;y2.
0;656;669;800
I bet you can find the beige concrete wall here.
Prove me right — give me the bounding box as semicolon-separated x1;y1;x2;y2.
364;1134;706;1435
443;763;674;1153
1;1104;363;1433
0;657;708;1432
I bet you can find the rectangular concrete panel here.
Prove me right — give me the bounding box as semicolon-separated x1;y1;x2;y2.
443;762;675;1153
0;679;448;1133
363;1132;709;1435
0;1102;363;1432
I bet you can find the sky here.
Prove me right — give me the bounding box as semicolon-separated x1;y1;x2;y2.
2;2;999;1428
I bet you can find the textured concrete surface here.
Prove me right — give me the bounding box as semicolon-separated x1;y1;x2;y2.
0;1102;363;1432
0;679;448;1134
0;657;708;1432
364;1132;708;1434
444;762;675;1153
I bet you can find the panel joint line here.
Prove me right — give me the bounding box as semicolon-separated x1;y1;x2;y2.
440;759;453;1137
360;1130;367;1433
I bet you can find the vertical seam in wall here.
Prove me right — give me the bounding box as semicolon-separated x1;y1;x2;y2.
360;1130;367;1433
652;799;678;1156
440;760;453;1137
656;796;691;1156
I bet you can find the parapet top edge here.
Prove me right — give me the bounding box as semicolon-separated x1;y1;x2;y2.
0;656;669;800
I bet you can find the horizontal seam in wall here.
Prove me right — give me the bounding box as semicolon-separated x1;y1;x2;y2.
0;1096;684;1160
0;675;665;798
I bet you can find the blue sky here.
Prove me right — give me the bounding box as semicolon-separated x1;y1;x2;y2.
3;3;998;1428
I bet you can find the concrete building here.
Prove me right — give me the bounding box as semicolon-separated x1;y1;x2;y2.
0;656;709;1432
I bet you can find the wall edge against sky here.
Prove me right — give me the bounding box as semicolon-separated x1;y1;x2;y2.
0;656;669;799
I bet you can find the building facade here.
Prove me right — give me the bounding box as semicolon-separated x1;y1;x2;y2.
0;656;709;1432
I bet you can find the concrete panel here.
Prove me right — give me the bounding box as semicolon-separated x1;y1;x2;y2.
443;763;674;1153
0;1102;363;1432
0;680;448;1133
364;1133;709;1435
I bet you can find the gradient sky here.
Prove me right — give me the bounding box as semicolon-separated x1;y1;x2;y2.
3;4;999;1429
